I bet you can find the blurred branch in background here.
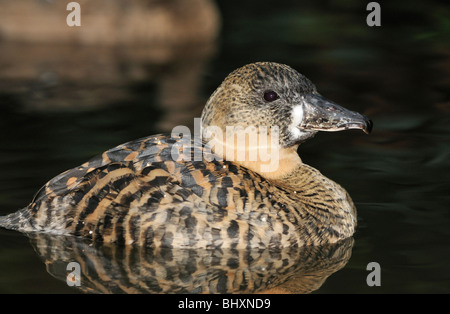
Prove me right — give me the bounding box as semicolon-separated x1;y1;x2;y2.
0;0;221;131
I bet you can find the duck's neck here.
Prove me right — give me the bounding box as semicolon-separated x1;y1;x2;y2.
205;131;302;180
239;146;302;180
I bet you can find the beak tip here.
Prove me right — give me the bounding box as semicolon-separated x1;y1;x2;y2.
364;119;373;134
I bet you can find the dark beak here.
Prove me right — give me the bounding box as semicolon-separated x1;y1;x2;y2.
300;94;373;134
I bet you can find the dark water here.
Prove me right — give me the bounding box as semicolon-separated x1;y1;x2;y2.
0;0;449;293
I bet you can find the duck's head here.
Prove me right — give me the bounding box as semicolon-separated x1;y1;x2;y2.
201;62;372;179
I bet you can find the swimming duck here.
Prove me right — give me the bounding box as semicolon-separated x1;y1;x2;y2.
0;62;372;249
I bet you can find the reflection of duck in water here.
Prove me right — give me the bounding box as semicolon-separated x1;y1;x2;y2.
29;233;354;294
0;62;372;249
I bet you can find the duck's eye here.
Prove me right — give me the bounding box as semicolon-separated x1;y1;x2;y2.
263;90;279;102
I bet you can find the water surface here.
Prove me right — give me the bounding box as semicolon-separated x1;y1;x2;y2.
0;0;449;293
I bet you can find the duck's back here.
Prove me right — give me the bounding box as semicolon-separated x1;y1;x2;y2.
1;134;312;249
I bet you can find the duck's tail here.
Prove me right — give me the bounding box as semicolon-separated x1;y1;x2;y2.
0;208;32;231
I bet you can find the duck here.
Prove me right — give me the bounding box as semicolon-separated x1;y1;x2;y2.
28;233;354;293
0;62;372;249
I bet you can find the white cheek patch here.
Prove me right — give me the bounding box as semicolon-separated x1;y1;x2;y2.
289;105;304;139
